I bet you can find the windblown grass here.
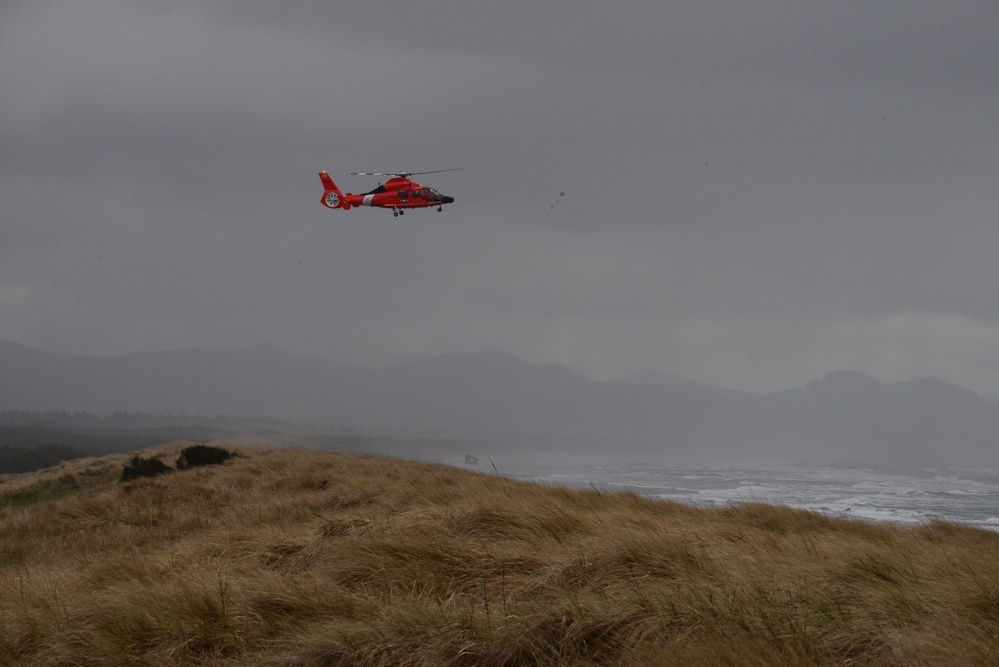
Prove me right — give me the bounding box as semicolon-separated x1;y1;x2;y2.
2;444;998;666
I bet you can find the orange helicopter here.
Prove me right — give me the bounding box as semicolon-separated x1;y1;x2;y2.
319;169;459;216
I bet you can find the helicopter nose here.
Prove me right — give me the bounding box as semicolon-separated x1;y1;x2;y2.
442;196;454;204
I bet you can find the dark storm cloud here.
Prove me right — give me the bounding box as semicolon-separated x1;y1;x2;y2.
2;0;999;392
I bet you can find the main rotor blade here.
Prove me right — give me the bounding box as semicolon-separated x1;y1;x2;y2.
406;167;465;176
344;168;465;178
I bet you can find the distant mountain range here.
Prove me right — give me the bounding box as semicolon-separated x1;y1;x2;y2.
2;340;998;464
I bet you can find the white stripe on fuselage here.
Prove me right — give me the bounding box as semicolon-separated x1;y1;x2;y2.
362;194;375;206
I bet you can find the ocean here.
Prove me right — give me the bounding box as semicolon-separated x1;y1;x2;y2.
486;454;999;530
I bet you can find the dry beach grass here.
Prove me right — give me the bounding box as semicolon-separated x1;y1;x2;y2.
2;443;999;665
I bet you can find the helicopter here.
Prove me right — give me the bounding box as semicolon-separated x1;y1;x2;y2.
319;168;459;216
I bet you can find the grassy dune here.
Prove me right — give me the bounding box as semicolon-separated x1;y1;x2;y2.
2;444;999;666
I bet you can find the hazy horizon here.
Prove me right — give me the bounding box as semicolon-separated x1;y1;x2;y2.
3;337;991;395
4;339;999;466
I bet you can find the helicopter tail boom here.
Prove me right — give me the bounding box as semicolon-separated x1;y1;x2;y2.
319;171;351;210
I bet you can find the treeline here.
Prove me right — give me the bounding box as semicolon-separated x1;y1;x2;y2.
0;410;328;434
0;426;174;475
0;411;377;476
0;442;87;475
0;424;222;475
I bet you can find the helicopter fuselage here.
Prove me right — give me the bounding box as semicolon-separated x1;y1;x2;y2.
320;172;455;216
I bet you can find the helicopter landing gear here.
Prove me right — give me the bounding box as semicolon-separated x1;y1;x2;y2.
437;206;443;212
393;209;404;217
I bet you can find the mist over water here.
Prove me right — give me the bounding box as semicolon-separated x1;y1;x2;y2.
480;452;999;530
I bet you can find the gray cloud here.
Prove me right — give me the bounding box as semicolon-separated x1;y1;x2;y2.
2;0;999;393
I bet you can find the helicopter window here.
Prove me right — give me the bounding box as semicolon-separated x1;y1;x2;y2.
413;189;424;198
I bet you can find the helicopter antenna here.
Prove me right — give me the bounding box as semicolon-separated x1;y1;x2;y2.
345;168;464;178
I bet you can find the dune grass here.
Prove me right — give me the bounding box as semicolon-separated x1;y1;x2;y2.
1;444;998;665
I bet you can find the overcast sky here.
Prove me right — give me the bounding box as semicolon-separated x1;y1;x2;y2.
2;1;998;392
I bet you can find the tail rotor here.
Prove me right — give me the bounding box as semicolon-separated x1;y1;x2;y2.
319;171;350;210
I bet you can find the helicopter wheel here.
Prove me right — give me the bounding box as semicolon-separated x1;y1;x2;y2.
393;211;398;217
437;206;443;212
399;209;404;215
